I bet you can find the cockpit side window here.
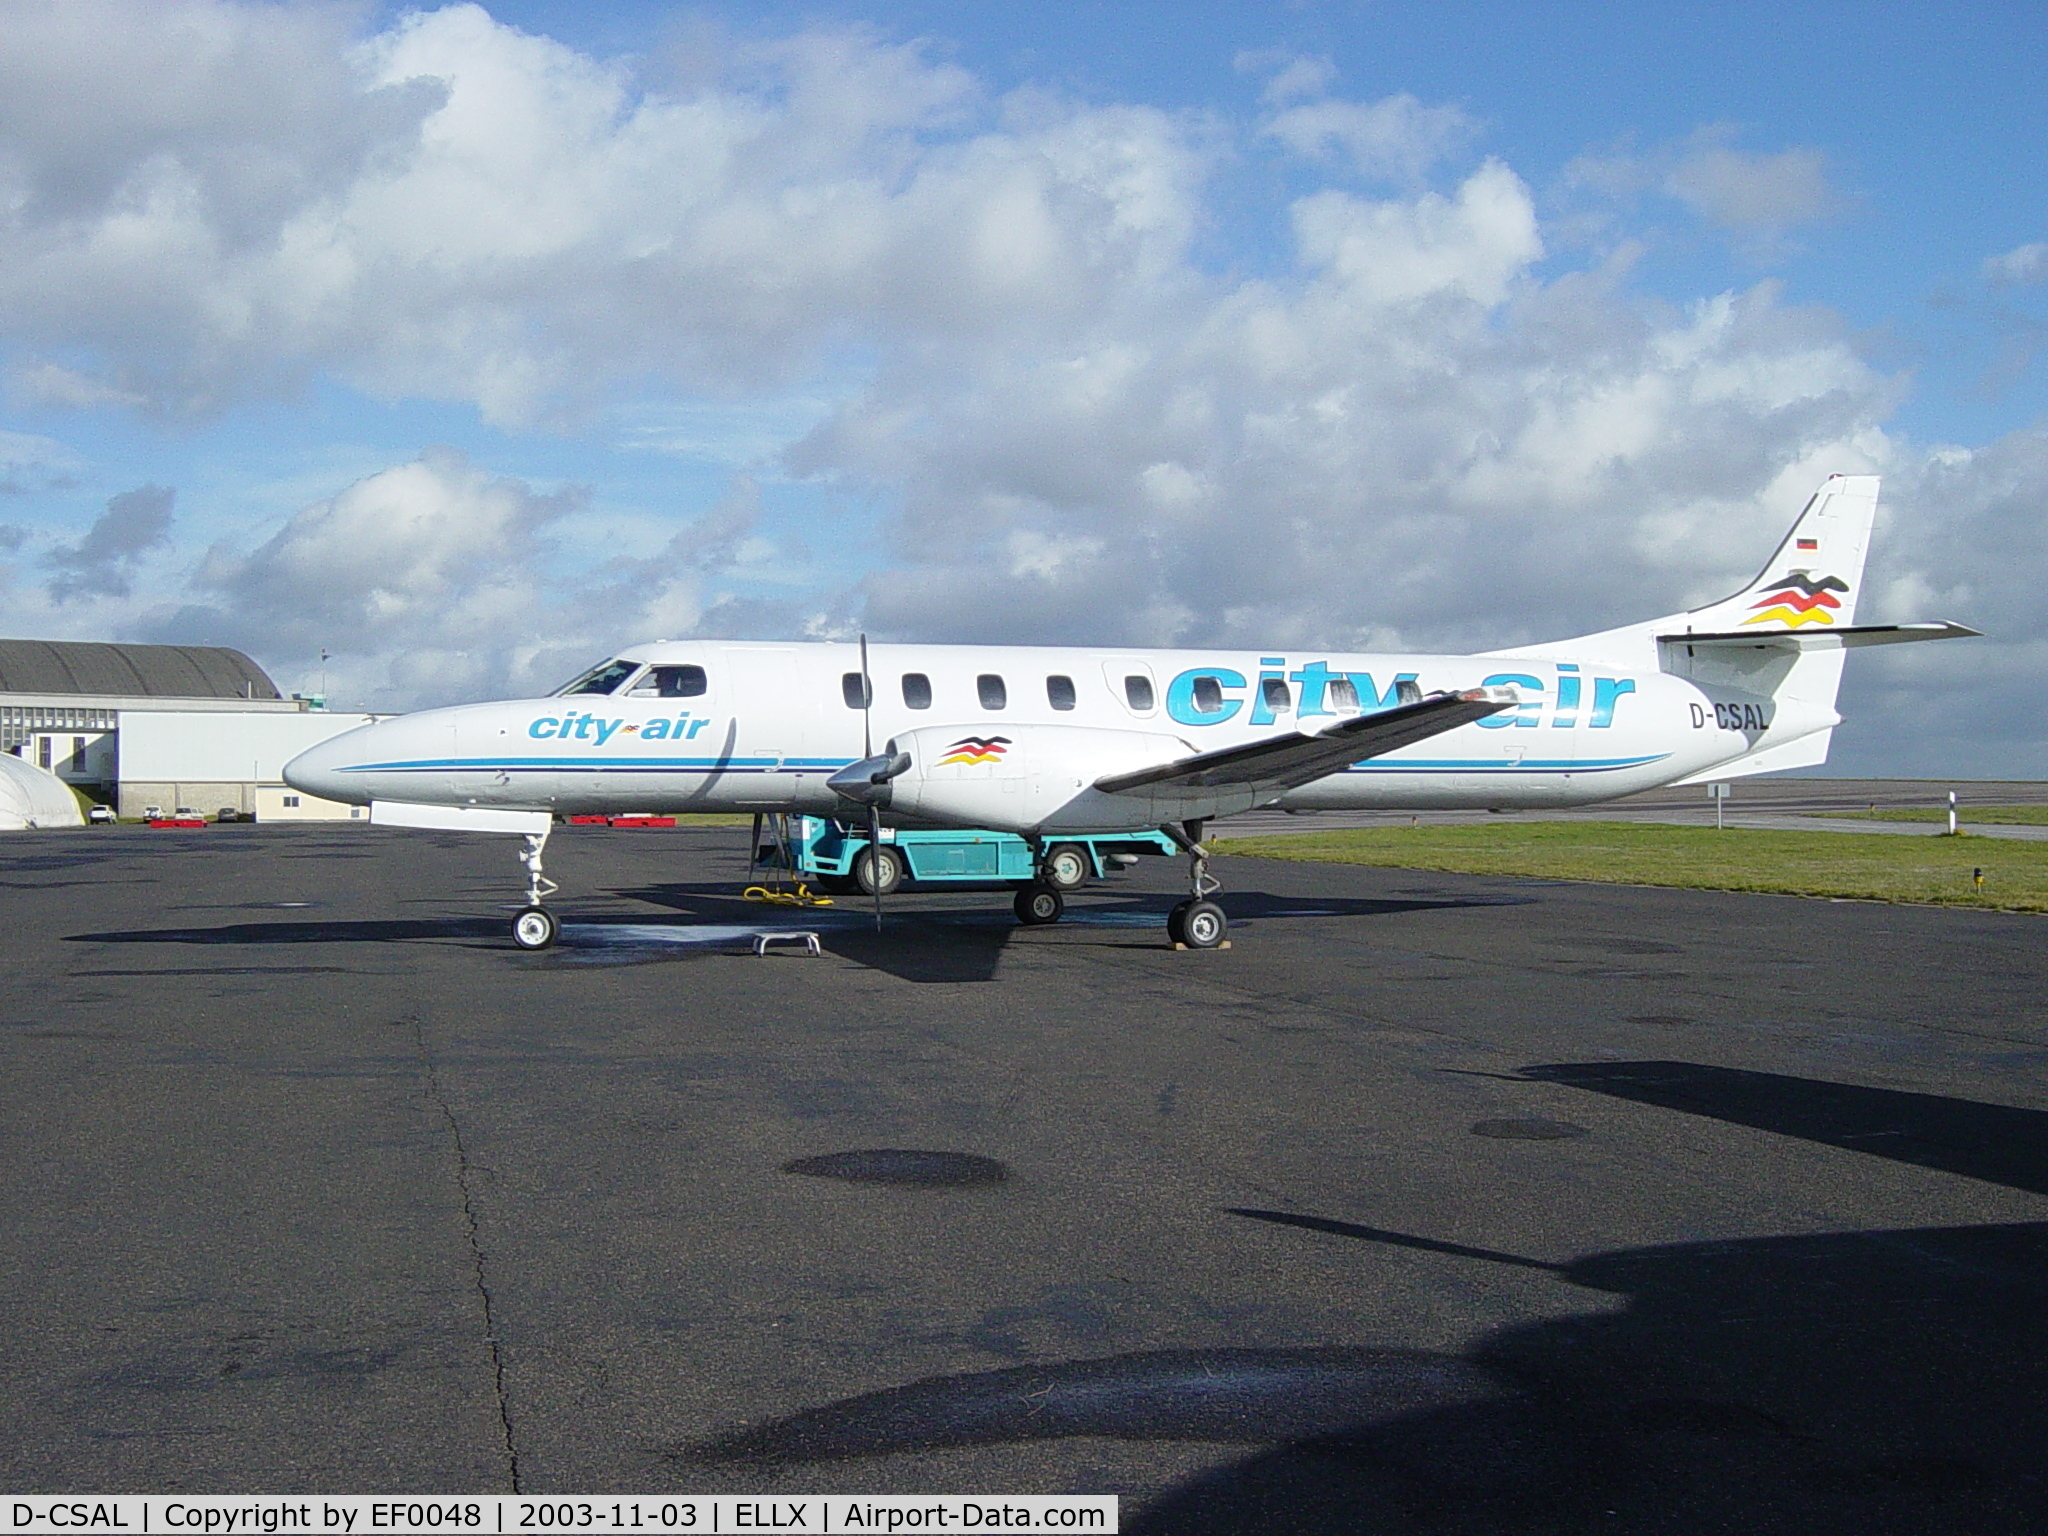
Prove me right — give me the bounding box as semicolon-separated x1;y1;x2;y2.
630;665;707;698
555;659;641;696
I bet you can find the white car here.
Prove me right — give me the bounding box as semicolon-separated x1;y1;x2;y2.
87;804;115;824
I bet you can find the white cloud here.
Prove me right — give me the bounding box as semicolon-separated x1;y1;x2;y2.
1234;50;1337;106
1263;94;1477;183
1567;126;1846;259
1984;241;2048;288
44;484;175;602
0;429;85;494
0;1;1198;424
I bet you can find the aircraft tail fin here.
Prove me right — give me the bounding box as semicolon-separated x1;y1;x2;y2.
1667;474;1879;637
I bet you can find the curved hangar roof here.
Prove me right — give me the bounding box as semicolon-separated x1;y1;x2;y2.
0;640;281;700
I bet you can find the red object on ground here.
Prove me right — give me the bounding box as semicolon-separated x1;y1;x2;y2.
568;814;610;824
148;818;208;828
609;816;676;828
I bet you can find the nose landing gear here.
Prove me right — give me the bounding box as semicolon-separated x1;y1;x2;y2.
1163;820;1229;949
511;829;561;950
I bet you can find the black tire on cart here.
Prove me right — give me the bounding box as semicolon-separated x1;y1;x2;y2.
853;845;906;897
1014;883;1064;925
815;872;859;895
1043;843;1091;890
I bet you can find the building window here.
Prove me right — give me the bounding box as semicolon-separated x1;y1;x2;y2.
842;672;872;709
70;736;86;773
1124;675;1155;712
977;674;1007;710
1046;674;1076;711
283;795;300;808
37;737;51;770
901;673;932;709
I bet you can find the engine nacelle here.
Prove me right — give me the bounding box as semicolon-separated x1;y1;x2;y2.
878;723;1195;834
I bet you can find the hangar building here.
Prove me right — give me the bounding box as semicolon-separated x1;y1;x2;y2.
0;639;375;820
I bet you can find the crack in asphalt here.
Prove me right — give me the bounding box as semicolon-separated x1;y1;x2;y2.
411;1016;522;1492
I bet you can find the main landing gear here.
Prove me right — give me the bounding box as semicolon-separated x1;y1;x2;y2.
1009;825;1229;949
511;829;561;950
1163;820;1228;949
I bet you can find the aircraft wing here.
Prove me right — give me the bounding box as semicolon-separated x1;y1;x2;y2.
1093;688;1517;797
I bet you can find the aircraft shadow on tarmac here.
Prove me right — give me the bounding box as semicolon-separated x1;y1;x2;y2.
66;917;510;947
589;883;1527;983
685;1070;2048;1533
63;887;1523;982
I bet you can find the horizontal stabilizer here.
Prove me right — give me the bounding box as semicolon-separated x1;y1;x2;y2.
1656;621;1980;651
372;800;552;835
1094;688;1515;797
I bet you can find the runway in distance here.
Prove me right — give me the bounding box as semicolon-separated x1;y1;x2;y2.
285;475;1976;949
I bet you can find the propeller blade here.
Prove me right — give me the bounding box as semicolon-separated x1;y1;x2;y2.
859;632;873;760
868;805;884;931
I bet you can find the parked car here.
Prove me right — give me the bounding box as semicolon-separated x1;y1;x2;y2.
87;804;115;824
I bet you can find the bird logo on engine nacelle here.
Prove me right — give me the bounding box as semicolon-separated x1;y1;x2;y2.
937;736;1011;766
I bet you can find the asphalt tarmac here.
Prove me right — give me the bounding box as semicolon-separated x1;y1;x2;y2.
5;822;2047;1533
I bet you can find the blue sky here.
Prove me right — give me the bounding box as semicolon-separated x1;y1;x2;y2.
1;1;2043;774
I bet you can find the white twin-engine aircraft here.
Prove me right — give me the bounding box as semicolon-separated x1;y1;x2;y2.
285;475;1974;950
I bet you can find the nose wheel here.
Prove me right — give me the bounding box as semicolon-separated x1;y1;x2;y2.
513;905;559;950
510;830;561;949
1162;820;1229;949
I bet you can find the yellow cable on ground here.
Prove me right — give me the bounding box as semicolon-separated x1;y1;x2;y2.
742;884;834;907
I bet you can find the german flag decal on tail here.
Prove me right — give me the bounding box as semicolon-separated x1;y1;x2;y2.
1743;571;1849;628
936;736;1011;766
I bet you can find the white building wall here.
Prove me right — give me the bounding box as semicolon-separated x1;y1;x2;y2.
117;711;380;820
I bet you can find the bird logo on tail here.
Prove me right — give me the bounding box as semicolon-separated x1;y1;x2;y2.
1742;571;1849;628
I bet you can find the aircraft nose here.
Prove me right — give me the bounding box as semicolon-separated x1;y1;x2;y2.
284;729;371;805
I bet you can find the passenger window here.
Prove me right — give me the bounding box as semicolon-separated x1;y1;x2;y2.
631;664;706;698
1124;675;1155;711
1046;674;1076;711
1396;678;1423;705
1328;677;1360;711
977;674;1007;710
555;658;640;696
842;672;872;709
1192;676;1224;713
902;672;932;709
1261;677;1291;713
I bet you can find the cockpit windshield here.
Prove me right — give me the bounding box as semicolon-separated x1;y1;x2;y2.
554;659;641;697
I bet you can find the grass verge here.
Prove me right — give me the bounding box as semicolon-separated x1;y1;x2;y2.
1216;821;2048;913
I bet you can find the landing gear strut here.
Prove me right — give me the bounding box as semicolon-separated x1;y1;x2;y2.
511;829;560;950
1162;819;1228;949
1014;833;1065;926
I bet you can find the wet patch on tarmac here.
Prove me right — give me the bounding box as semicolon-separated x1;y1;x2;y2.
782;1149;1009;1187
1471;1118;1589;1140
689;1346;1504;1463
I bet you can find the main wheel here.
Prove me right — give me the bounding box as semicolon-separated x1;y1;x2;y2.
1043;843;1091;890
511;906;559;950
853;844;905;896
1179;899;1228;949
1014;883;1064;925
